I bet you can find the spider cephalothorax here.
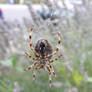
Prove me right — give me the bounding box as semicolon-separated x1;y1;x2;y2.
25;25;62;88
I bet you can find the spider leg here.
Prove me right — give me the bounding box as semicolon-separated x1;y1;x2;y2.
25;26;42;62
29;25;34;52
46;32;61;58
46;66;52;88
50;54;62;63
33;68;38;81
24;62;37;71
49;65;57;78
29;25;41;58
25;52;37;61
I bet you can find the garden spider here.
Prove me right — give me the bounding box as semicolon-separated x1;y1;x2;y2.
24;25;62;88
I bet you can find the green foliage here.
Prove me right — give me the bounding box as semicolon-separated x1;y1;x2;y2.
58;66;66;73
72;72;83;86
11;55;19;68
0;80;13;92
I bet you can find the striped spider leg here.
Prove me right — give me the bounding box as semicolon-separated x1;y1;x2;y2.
45;54;62;88
32;59;43;81
32;58;48;81
25;25;36;61
28;25;41;57
46;32;61;58
49;64;57;78
32;67;38;81
49;54;62;78
46;65;52;88
29;25;34;52
24;60;38;72
50;54;62;63
24;25;41;72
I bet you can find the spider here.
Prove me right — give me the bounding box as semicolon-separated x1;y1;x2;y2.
24;25;62;88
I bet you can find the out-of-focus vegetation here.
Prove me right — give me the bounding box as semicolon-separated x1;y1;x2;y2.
0;0;7;3
0;0;92;92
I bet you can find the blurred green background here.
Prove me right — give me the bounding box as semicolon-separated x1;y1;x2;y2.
0;0;92;92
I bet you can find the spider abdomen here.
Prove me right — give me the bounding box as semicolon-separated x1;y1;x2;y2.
35;39;53;58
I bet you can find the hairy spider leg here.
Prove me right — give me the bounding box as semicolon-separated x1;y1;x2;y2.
50;54;62;63
33;68;38;81
29;25;34;51
28;25;41;59
25;52;37;61
49;65;57;78
46;66;52;88
24;62;38;71
32;59;47;81
46;32;61;58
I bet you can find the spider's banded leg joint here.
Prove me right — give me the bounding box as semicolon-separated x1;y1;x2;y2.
49;65;57;78
45;32;61;58
46;66;52;88
56;48;59;53
50;54;62;63
58;54;62;58
30;25;34;32
33;68;37;81
24;62;37;72
57;32;61;49
25;52;31;58
25;52;36;61
30;44;32;49
24;66;32;71
29;25;34;51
